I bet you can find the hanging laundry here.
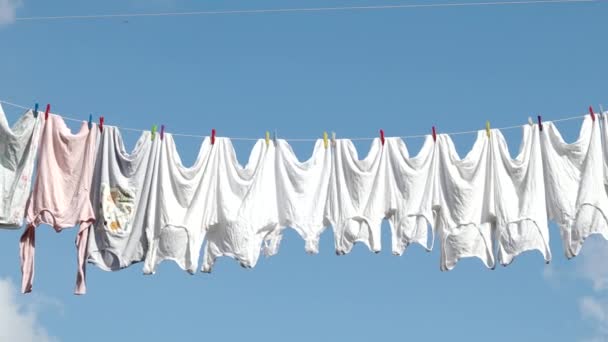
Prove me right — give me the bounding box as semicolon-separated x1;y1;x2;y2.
490;125;551;265
434;132;495;271
264;139;332;255
143;134;216;274
541;116;608;259
20;114;98;294
87;127;161;272
201;138;279;272
0;105;42;229
384;136;437;255
325;138;390;255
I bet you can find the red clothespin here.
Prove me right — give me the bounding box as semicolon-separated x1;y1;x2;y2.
44;104;50;120
432;126;437;142
589;106;596;122
379;129;385;146
537;115;543;132
211;128;216;145
99;116;104;132
160;125;165;140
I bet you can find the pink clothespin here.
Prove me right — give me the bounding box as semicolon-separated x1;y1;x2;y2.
44;104;50;121
211;128;216;145
99;116;104;132
432;126;437;142
379;129;385;146
589;106;595;122
537;115;543;132
160;125;165;140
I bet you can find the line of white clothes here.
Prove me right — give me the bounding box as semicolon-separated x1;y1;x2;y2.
2;107;608;292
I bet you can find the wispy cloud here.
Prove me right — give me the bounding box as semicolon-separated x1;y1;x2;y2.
0;0;21;25
576;238;608;341
0;277;59;342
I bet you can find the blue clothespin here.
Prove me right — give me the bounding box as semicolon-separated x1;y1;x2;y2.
88;114;93;130
33;103;39;118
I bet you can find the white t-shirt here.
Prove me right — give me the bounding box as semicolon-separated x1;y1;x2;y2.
0;106;41;228
265;139;332;255
325;138;390;254
541;116;608;258
87;127;160;271
491;125;551;265
384;136;437;255
201;138;279;272
434;132;495;271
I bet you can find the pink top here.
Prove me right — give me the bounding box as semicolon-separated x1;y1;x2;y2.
20;114;98;295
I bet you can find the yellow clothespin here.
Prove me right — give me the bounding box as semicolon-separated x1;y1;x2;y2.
151;124;157;141
323;132;328;149
265;131;270;146
485;121;490;138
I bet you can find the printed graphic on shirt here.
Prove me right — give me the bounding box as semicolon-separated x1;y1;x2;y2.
100;183;136;236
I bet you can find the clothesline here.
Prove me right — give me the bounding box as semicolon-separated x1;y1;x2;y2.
13;0;603;22
0;99;598;142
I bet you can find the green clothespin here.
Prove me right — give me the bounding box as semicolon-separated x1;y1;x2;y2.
151;124;158;141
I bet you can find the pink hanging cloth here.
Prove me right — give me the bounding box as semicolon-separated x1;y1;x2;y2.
21;113;98;295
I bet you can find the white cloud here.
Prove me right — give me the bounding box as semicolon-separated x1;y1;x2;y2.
0;0;21;25
579;239;608;291
0;277;59;342
576;238;608;342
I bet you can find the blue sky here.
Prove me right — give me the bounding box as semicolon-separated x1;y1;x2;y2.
0;0;607;341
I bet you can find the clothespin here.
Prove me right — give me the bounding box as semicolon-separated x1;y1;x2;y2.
160;125;165;140
273;130;277;144
379;129;385;146
33;103;38;118
537;115;543;132
331;132;336;147
589;106;595;122
600;104;604;116
432;126;437;142
151;125;157;141
265;131;270;146
99;116;104;132
323;131;328;149
485;121;491;138
211;128;216;145
44;104;50;121
88;114;93;130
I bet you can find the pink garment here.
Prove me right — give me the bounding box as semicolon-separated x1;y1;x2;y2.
21;114;98;295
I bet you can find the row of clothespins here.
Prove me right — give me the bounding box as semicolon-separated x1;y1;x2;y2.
31;103;604;146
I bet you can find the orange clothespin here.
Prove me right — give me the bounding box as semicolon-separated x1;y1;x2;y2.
323;131;328;149
486;121;491;138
